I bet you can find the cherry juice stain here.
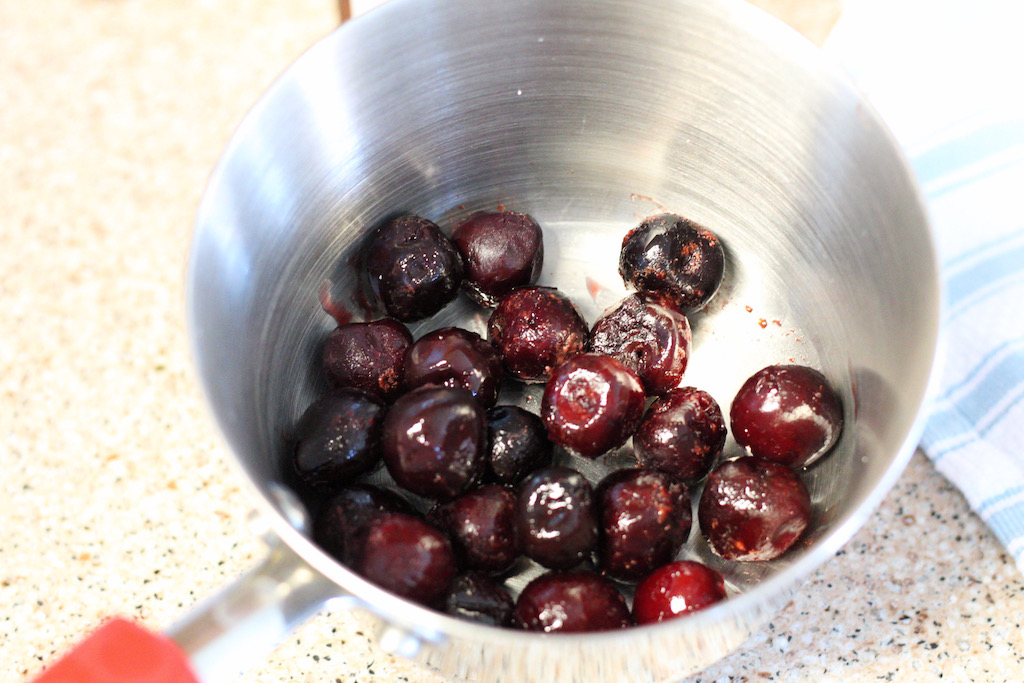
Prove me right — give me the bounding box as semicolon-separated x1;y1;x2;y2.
319;279;352;325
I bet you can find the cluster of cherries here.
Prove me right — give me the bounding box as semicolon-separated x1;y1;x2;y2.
287;209;844;633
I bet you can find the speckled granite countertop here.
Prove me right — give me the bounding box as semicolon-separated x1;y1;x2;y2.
3;1;1023;682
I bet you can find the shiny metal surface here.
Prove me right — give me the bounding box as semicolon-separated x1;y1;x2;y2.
165;540;347;683
185;0;940;679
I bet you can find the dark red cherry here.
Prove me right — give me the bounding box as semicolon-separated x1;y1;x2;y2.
382;386;486;500
452;210;544;307
364;214;464;322
596;468;691;582
403;327;503;407
487;286;589;382
443;572;515;627
541;353;645;459
698;456;812;562
589;293;692;395
619;214;725;312
290;389;385;493
356;512;457;606
321;318;412;401
515;466;598;569
514;571;633;632
312;484;415;567
632;560;727;624
485;405;554;485
730;364;844;468
634;386;727;484
428;484;519;574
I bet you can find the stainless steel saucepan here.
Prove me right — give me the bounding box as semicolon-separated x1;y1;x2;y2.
35;0;940;680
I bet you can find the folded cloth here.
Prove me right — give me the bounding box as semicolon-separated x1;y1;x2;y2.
824;0;1024;571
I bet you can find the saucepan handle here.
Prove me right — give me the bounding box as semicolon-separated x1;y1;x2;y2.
30;618;199;683
32;543;350;683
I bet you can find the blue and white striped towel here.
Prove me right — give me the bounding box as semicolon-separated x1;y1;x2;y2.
825;0;1024;571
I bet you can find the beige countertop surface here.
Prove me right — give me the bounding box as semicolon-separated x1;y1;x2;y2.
3;1;1023;682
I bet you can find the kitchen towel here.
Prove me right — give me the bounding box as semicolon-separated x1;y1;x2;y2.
825;0;1024;572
